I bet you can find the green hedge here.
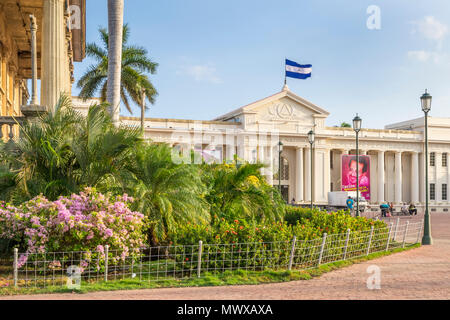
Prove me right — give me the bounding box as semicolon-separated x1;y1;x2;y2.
170;208;388;271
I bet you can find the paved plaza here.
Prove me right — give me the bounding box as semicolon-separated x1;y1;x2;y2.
2;213;449;300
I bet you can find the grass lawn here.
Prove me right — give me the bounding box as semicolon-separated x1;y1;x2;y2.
0;244;420;296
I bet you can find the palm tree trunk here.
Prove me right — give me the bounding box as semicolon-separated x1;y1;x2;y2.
107;0;124;126
141;89;146;133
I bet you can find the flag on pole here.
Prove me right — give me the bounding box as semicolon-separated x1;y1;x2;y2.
285;59;312;80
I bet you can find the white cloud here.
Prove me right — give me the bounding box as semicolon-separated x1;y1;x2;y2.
408;16;449;65
177;63;222;84
407;50;447;64
411;16;448;48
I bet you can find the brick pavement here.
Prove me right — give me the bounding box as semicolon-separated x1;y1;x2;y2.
2;213;450;300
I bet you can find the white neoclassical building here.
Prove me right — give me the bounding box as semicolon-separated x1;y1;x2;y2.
74;85;450;212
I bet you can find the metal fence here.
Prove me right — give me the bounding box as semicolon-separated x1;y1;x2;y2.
4;220;423;289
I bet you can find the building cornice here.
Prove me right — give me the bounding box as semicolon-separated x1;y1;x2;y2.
325;126;422;135
120;116;241;126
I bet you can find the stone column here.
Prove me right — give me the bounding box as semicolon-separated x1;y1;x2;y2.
305;147;311;202
237;144;245;161
395;151;403;203
268;145;274;186
295;147;304;202
448;154;450;203
435;152;440;202
41;0;71;110
420;152;426;203
323;148;331;201
21;15;47;119
30;15;38;105
411;152;420;203
378;151;385;203
225;131;236;162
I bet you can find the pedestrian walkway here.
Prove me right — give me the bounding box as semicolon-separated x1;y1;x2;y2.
3;214;450;300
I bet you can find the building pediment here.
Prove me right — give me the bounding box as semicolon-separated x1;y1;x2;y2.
253;96;328;124
214;85;329;124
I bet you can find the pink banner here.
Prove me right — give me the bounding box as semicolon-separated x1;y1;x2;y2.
341;155;371;200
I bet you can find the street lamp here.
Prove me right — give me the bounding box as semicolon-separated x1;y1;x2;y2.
278;141;284;195
421;89;433;245
308;130;315;210
353;114;362;217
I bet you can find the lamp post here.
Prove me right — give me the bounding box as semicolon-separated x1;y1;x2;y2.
421;90;433;245
353;114;362;217
308;130;315;210
278;141;284;195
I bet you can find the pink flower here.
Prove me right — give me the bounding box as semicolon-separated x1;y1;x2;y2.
104;229;113;237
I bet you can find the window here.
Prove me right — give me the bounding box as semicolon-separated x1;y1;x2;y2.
443;153;448;167
281;157;289;180
430;183;436;200
443;184;448;201
430;152;436;167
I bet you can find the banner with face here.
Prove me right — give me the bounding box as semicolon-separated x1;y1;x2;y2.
341;155;371;200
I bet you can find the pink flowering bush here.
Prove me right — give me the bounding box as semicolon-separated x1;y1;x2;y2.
0;188;146;269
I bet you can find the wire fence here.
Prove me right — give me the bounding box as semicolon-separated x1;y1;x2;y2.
2;220;423;289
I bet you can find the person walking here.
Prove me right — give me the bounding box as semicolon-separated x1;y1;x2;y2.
346;196;355;216
380;202;390;218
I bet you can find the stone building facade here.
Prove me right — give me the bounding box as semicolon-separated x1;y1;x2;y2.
73;84;450;212
0;0;85;139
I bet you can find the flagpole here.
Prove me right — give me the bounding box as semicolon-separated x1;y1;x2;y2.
284;58;287;85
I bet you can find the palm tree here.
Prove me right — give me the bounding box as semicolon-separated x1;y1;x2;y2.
126;143;209;244
202;161;285;224
107;0;124;126
0;95;142;203
77;24;158;126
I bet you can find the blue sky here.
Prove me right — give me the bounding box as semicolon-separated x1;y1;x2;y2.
72;0;450;129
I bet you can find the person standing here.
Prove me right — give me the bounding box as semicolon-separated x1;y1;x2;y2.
389;202;395;216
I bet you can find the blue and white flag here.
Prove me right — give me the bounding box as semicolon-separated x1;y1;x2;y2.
285;59;312;79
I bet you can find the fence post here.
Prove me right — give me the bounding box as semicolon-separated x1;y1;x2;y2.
366;226;374;256
393;218;400;242
197;241;203;278
402;221;410;248
288;236;297;271
343;229;351;260
318;233;327;266
417;220;424;244
104;245;109;282
13;248;18;288
385;222;393;252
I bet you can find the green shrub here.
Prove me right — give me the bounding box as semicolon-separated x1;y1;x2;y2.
171;210;388;271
